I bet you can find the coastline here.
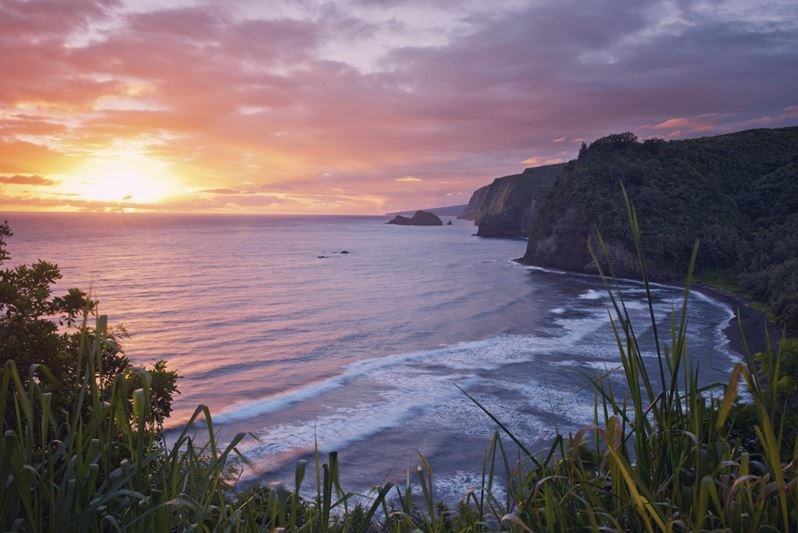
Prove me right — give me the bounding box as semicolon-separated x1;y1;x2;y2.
694;284;782;359
512;257;782;359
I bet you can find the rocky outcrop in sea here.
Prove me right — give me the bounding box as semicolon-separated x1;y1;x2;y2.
387;210;444;226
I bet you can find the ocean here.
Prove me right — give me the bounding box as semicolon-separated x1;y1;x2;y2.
4;212;737;500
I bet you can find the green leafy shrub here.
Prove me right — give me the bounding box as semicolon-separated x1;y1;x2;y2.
730;338;798;461
0;221;178;430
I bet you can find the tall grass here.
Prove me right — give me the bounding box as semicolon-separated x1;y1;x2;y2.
2;190;797;531
0;315;391;531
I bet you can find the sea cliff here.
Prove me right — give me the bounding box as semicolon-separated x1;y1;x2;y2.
459;164;563;237
463;126;798;331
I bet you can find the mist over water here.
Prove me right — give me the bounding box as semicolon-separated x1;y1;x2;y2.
7;213;736;500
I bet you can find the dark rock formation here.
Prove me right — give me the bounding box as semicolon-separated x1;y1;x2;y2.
386;214;412;225
458;186;490;220
521;206;645;277
387;204;466;217
447;220;453;225
410;210;443;225
387;210;444;226
460;164;564;237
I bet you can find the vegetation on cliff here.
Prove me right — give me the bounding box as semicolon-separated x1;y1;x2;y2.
522;126;798;332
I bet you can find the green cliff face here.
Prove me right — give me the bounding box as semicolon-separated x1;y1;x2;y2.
459;164;563;237
519;126;798;331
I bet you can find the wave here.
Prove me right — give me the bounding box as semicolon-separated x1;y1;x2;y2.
216;278;736;428
207;260;740;492
578;289;603;300
214;299;617;426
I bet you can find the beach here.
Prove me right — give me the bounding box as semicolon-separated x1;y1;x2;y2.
697;284;783;359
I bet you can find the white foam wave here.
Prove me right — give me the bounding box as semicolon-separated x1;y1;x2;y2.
514;260;739;365
214;335;538;424
551;359;624;373
214;378;344;423
689;290;739;364
509;260;567;275
223;309;624;471
578;289;604;300
215;297;618;425
433;470;508;504
240;378;464;462
217;280;720;428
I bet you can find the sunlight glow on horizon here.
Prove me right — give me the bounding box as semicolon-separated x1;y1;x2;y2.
56;153;179;205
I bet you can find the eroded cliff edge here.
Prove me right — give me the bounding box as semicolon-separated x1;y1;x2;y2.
459;164;563;237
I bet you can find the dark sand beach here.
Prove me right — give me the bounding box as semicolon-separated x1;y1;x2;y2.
697;285;783;358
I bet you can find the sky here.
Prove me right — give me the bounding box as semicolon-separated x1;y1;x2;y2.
1;0;797;214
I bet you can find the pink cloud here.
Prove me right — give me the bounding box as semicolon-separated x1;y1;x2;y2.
0;0;796;213
653;118;690;130
522;156;564;167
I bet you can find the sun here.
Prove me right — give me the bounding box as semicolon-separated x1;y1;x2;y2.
59;153;177;205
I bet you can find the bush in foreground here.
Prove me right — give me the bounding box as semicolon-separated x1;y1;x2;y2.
0;221;178;431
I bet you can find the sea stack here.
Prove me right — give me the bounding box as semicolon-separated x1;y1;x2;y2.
409;210;443;225
387;210;443;226
386;214;412;225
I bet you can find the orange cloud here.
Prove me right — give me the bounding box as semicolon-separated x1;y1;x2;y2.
0;174;58;186
641;113;724;134
522;156;563;167
653;117;690;130
0;140;79;175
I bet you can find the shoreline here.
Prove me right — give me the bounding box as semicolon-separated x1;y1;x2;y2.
513;257;782;359
695;284;782;359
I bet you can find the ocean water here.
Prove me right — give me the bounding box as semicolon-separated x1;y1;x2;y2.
5;213;736;500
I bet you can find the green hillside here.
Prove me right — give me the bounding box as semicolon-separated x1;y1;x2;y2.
522;127;798;331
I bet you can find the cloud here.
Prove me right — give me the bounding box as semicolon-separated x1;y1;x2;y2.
395;177;423;182
0;140;78;175
0;0;796;213
0;174;58;186
199;187;241;194
639;113;733;135
652;118;690;130
522;156;564;167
